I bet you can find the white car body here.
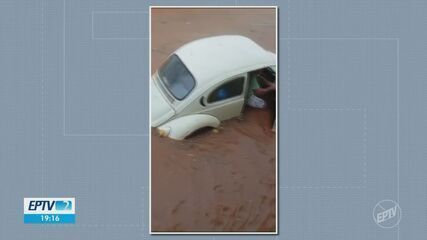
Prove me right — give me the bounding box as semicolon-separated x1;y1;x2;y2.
151;35;276;140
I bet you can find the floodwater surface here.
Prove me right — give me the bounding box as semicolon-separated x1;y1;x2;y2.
151;8;276;232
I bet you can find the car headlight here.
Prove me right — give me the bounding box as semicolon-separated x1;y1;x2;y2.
157;126;170;137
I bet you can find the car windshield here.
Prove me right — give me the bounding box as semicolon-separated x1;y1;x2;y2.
158;54;196;100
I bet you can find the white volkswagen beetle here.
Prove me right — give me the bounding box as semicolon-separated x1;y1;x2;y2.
151;35;276;140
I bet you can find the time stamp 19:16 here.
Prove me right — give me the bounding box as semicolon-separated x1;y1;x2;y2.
24;198;76;224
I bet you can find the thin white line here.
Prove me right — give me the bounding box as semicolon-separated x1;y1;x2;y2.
141;187;145;240
397;39;400;203
151;12;277;15
274;6;278;235
41;0;45;197
91;10;94;40
64;133;148;137
152;232;276;235
146;12;276;15
148;6;152;235
363;109;367;185
289;108;364;111
92;10;148;14
280;186;367;189
152;6;276;9
44;224;141;227
63;0;66;136
92;37;150;40
287;0;291;110
280;37;399;40
397;38;400;240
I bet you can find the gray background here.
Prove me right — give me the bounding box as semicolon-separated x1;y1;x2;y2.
0;0;425;239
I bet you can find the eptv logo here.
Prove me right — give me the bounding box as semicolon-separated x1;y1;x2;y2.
373;199;401;228
27;200;72;211
24;198;75;224
376;206;397;224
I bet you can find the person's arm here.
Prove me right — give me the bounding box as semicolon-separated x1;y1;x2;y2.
253;74;276;97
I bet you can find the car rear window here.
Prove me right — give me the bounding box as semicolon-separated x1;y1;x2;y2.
158;54;196;100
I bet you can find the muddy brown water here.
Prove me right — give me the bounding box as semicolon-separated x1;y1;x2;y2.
151;8;276;232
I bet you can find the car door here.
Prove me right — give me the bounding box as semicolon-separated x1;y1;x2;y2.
198;73;247;121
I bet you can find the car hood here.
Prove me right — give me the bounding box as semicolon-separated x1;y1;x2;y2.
151;80;175;127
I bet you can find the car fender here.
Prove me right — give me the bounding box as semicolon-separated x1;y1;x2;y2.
157;114;220;140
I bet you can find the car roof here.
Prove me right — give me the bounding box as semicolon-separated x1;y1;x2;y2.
174;35;275;87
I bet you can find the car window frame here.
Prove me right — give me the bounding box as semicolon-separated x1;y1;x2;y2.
204;73;247;106
158;54;197;101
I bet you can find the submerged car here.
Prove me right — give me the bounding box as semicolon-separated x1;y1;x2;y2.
151;35;276;140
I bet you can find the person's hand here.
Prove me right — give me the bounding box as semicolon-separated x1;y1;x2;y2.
254;84;275;97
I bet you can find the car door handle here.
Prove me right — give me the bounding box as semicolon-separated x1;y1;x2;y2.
200;96;206;107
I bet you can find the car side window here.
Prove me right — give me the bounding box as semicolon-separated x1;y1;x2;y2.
207;77;244;103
